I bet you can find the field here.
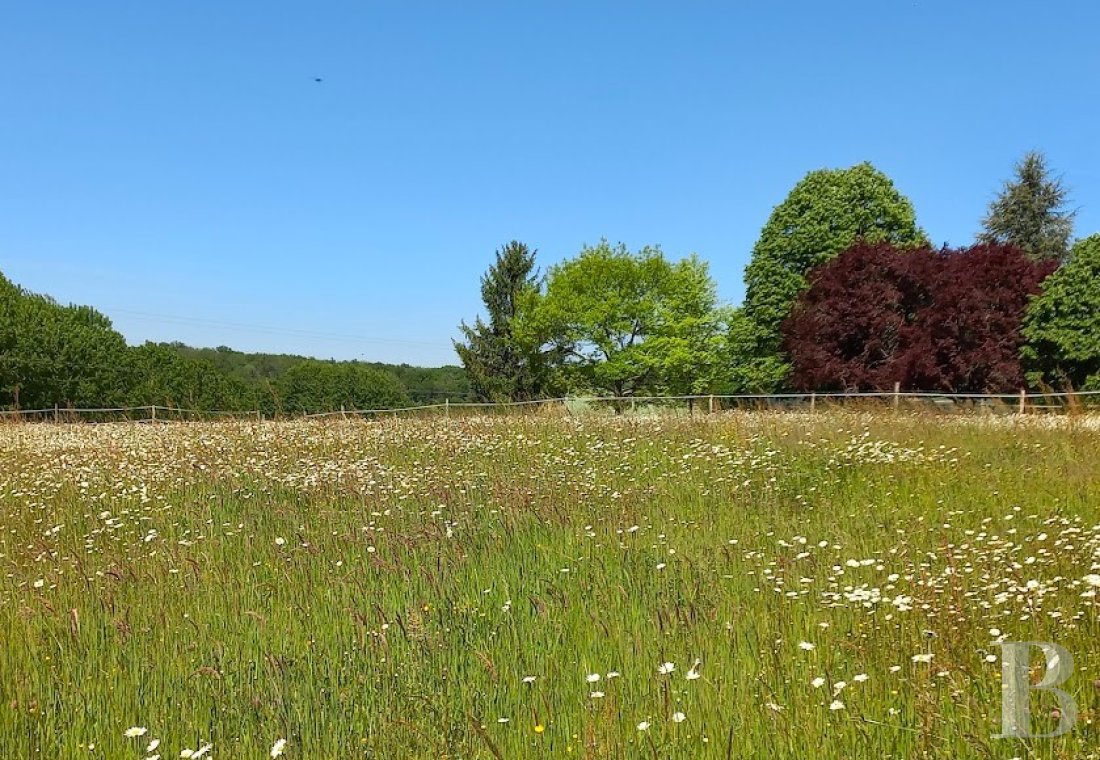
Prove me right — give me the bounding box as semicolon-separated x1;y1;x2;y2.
1;412;1099;759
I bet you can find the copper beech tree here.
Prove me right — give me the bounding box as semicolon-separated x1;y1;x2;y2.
781;242;1056;393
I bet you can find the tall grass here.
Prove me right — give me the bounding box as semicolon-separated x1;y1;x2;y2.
0;412;1097;758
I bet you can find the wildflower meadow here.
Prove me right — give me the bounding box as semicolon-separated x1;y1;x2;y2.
1;411;1098;758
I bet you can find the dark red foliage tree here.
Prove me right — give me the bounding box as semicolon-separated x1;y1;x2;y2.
780;242;938;391
782;242;1055;393
905;244;1056;392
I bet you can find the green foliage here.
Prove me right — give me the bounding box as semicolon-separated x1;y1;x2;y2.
455;241;548;401
274;360;410;414
1022;234;1100;390
980;151;1075;262
369;363;470;404
644;259;729;396
171;344;472;405
737;162;925;391
0;276;131;409
725;307;790;393
128;343;257;410
525;241;727;397
171;344;303;385
0;269;453;413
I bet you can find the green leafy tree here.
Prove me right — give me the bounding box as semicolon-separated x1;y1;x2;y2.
724;307;789;393
525;241;726;398
168;343;473;404
1022;234;1100;390
454;241;547;401
645;258;730;396
0;272;21;404
737;162;925;391
275;360;410;414
0;274;131;409
980;151;1075;262
127;343;257;410
0;267;460;414
365;363;471;404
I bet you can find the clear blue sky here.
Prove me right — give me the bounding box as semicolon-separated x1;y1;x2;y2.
2;2;1098;366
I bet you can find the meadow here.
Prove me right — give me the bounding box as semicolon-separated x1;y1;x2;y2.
1;411;1098;759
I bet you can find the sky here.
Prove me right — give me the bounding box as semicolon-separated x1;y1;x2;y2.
2;2;1098;366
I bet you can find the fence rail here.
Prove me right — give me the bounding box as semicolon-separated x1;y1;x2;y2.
2;389;1100;422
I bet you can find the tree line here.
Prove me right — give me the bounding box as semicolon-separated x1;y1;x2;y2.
456;152;1100;399
0;274;471;413
4;150;1096;413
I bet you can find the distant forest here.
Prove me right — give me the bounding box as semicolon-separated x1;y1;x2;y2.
170;344;472;405
0;268;471;413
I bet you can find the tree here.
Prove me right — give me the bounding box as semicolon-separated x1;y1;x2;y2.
275;360;410;414
0;272;21;404
979;151;1075;262
907;244;1055;392
166;343;473;404
0;267;458;413
1022;234;1100;389
781;242;939;391
454;241;547;401
127;343;257;411
0;274;131;409
645;259;730;396
525;241;726;398
783;242;1055;393
737;162;925;391
364;363;471;404
725;307;789;394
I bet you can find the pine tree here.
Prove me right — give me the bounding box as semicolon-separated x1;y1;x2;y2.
454;241;545;401
979;151;1075;261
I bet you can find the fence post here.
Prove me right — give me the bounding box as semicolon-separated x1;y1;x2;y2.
150;405;157;423
810;392;816;413
445;398;450;418
341;404;347;420
1018;388;1026;415
708;394;715;414
893;382;901;412
54;404;59;424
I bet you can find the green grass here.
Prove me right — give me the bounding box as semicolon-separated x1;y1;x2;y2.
1;412;1098;758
